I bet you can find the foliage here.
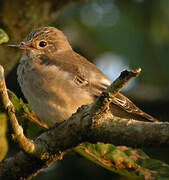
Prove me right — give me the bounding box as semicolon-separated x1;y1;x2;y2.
0;29;9;45
75;143;169;179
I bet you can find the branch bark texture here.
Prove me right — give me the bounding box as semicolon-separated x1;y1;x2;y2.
0;65;34;154
0;67;169;179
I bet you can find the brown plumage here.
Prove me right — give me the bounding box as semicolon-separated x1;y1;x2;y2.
8;27;158;127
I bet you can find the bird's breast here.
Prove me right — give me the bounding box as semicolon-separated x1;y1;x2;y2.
17;60;94;127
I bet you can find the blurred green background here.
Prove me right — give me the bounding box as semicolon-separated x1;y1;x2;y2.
0;0;169;179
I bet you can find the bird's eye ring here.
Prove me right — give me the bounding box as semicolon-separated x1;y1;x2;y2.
39;41;47;48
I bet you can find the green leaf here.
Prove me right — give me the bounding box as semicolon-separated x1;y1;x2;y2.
8;90;46;139
0;29;9;44
74;143;142;179
74;143;169;179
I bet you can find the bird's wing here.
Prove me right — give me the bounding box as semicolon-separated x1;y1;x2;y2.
39;51;157;122
72;52;157;122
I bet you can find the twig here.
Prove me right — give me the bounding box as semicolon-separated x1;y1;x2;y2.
106;68;141;94
0;65;34;154
89;68;141;125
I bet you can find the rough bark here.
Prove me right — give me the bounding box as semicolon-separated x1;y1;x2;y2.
0;66;169;179
0;104;169;179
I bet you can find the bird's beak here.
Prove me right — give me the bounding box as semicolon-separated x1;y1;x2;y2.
6;42;28;50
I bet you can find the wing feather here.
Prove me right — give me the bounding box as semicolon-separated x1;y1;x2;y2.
40;50;157;122
72;52;157;122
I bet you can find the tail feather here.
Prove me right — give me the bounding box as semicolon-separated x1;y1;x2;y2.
111;93;158;122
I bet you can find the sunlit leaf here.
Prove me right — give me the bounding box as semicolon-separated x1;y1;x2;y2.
74;143;169;179
8;90;46;139
0;29;9;44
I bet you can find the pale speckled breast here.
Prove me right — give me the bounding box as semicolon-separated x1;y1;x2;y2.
17;56;94;127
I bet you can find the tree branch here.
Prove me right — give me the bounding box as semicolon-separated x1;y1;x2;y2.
0;65;35;154
0;66;168;179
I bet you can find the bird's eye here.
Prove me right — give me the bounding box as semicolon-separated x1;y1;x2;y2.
39;41;47;48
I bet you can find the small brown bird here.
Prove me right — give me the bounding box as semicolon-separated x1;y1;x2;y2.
8;27;157;127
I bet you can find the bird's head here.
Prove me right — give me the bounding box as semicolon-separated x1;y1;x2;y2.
7;26;72;57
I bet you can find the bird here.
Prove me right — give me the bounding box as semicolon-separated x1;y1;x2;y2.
7;26;158;127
